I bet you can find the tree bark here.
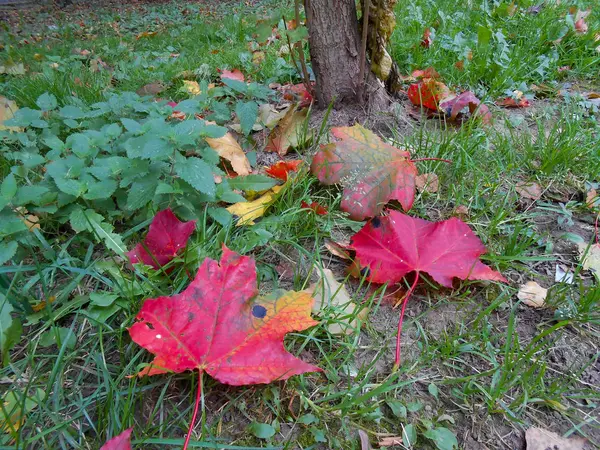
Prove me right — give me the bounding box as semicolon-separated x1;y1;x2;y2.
305;0;362;107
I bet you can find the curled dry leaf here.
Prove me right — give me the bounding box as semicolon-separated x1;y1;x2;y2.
100;428;133;450
129;246;321;383
515;181;542;200
378;436;404;446
305;268;368;335
265;105;309;156
127;208;196;269
525;427;586;450
407;78;451;110
226;185;283;226
324;239;352;260
135;82;165;96
453;205;469;218
265;160;303;181
311;124;417;221
415;173;439;193
439;91;492;124
517;281;548;308
204;124;252;176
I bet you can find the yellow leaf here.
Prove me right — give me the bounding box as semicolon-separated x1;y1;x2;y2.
226;185;282;226
182;80;201;95
1;389;44;438
0;96;20;132
305;268;368;335
205;126;252;176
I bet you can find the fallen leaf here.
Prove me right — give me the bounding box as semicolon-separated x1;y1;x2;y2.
578;243;600;278
205;127;252;176
351;211;507;287
220;68;245;82
182;80;201;95
324;240;352;260
265;105;309;155
129;246;321;383
497;97;531;108
439;91;492;123
311;124;417;221
127;209;196;269
301;201;328;215
574;10;590;34
265;160;303;181
1;389;43;437
407;78;451;110
258;103;289;129
378;436;403;446
305;268;368;335
226;185;283;226
100;428;133;450
280;83;314;108
0;62;26;75
350;211;506;366
252;51;265;65
0;96;20;132
415;173;439;193
516;181;542;200
421;28;433;48
586;188;598;208
136;30;157;39
136;82;165;96
453;205;469;218
555;264;575;284
525;427;586;450
411;67;440;79
517;281;548;308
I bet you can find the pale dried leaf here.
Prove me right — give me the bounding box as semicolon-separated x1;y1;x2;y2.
205;126;252;176
578;243;600;278
517;281;547;308
0;96;20;132
516;181;542;200
415;173;439;193
525;427;586;450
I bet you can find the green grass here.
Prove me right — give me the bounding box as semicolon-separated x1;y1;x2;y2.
1;0;600;448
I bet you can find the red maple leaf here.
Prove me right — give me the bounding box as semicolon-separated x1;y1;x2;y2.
311;124;418;221
129;246;320;381
350;211;506;368
219;68;245;82
265;160;303;181
100;428;133;450
127;209;196;269
281;82;314;108
301;201;328;215
129;246;320;448
497;96;530;108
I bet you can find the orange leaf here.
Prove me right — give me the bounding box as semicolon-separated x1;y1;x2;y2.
407;79;450;110
264;160;303;181
220;68;245;82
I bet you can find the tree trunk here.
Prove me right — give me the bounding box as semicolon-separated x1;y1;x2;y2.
304;0;362;107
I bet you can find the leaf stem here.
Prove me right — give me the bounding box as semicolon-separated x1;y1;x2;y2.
410;157;452;164
182;371;204;450
392;272;420;371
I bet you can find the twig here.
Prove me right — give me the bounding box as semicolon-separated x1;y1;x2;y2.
357;0;370;103
294;0;313;98
392;272;420;371
182;371;204;450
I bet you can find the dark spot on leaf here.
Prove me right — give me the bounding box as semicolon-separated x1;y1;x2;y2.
371;217;381;228
360;266;370;278
146;322;155;330
252;304;267;319
349;238;354;246
188;312;194;322
232;214;240;221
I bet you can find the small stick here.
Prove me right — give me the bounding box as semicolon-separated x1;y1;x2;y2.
357;0;370;103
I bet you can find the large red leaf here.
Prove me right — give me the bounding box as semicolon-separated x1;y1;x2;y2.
100;428;133;450
349;210;506;369
311;124;417;221
129;246;320;385
350;210;506;287
127;209;196;269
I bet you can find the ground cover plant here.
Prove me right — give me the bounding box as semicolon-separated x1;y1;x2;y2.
1;0;599;449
